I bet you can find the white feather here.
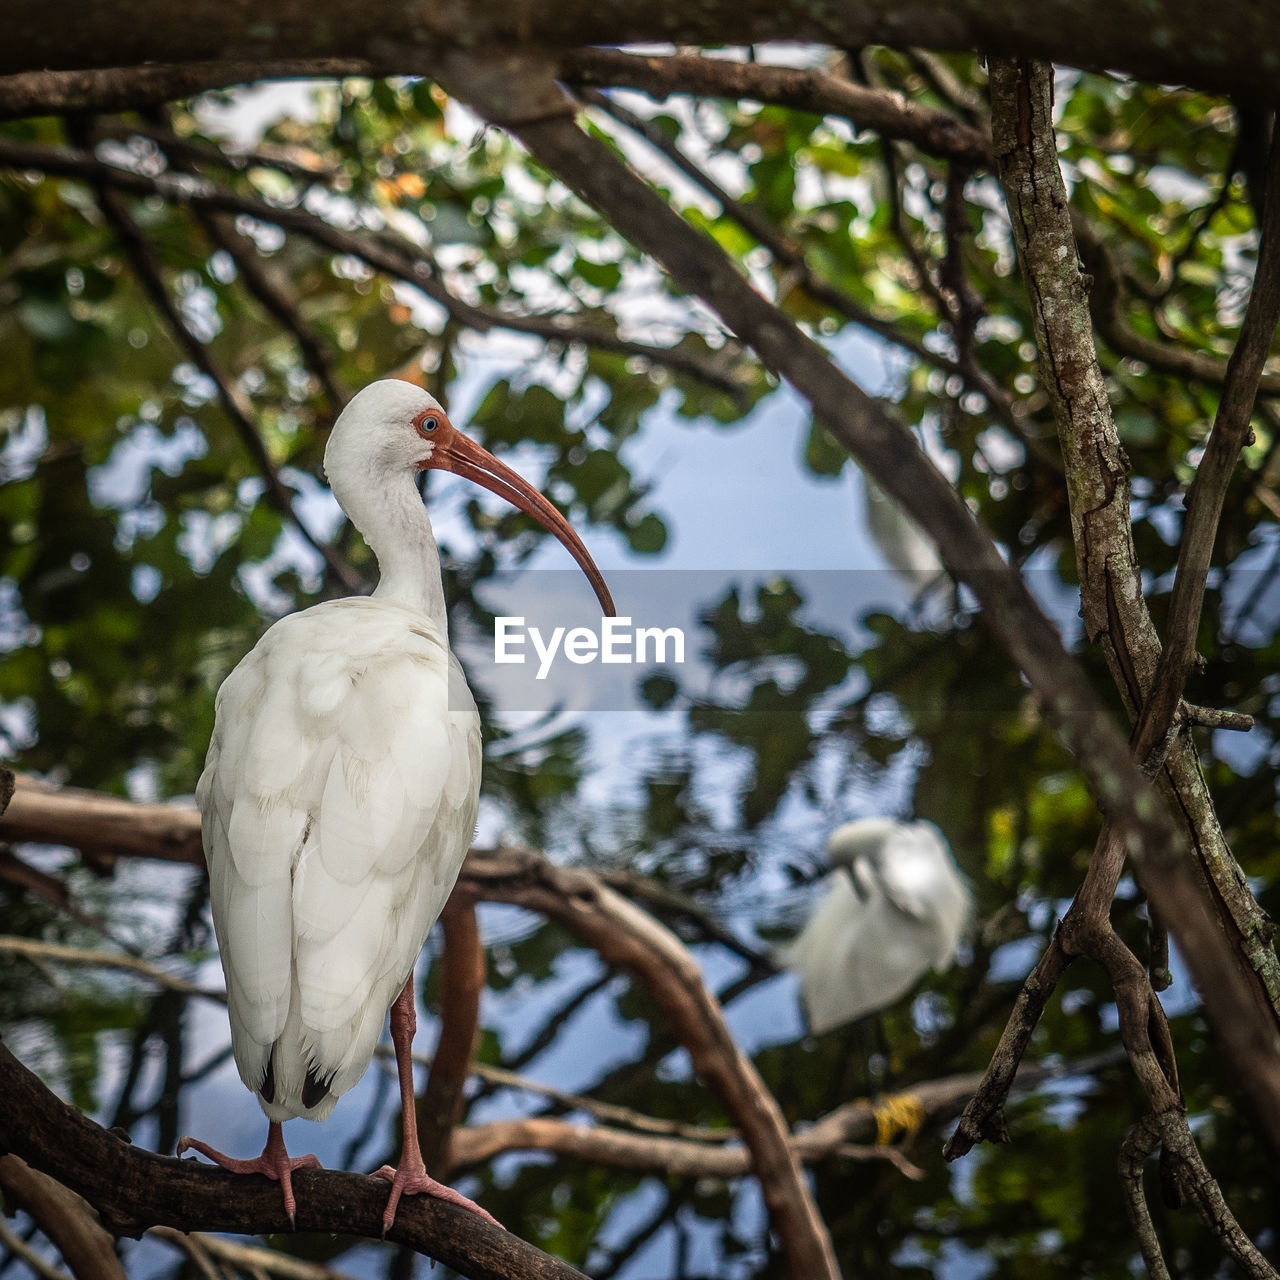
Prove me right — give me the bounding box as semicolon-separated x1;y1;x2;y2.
197;595;481;1121
778;819;972;1033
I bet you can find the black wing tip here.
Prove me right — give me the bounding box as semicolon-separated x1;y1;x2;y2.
259;1056;276;1104
302;1066;334;1110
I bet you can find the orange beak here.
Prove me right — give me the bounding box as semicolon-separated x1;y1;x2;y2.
416;408;616;617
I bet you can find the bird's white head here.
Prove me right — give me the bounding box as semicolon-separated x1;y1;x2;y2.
825;818;901;869
325;379;615;616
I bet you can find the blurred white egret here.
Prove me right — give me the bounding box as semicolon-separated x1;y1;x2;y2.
179;379;613;1229
778;818;971;1033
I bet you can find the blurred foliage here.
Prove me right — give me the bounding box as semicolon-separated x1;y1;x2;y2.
1;45;1279;1280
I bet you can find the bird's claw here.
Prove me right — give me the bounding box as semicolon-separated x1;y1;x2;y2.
371;1161;502;1236
177;1132;322;1227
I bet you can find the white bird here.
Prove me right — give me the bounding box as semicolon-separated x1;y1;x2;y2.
178;379;614;1230
778;818;971;1034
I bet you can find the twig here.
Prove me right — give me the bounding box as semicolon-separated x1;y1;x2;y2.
0;1219;72;1280
583;85;1027;440
0;936;225;1003
1076;223;1280;396
1118;1115;1173;1280
1180;702;1255;732
194;209;345;410
149;1227;360;1280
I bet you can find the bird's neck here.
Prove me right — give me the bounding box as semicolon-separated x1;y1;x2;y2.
348;472;449;634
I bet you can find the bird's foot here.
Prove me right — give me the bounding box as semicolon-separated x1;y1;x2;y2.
177;1132;322;1227
371;1156;502;1236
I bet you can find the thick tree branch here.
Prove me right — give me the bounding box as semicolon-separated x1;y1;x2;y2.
2;1;1280;102
0;1044;586;1280
0;776;203;864
434;48;1280;1153
987;54;1280;1136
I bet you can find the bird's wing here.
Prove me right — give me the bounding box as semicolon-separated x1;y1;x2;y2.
198;599;481;1109
876;822;972;968
777;869;900;1032
198;636;307;1094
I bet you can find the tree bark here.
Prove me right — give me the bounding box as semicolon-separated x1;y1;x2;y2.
0;0;1278;102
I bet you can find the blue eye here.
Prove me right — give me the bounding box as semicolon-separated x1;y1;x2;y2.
421;416;439;432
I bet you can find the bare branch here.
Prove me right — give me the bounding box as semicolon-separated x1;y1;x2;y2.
0;1217;73;1280
0;936;225;1003
1077;221;1280;397
0;775;203;865
583;84;1028;441
1132;130;1280;759
0;1043;588;1280
2;0;1280;103
563;49;991;165
0;60;376;122
148;1227;360;1280
460;845;838;1280
0;1156;126;1280
1118;1116;1173;1280
987;55;1280;1145
436;48;1280;1153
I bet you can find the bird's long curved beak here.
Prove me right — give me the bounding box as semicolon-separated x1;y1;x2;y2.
429;432;616;617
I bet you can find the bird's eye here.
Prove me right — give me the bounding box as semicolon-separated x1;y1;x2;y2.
420;415;438;433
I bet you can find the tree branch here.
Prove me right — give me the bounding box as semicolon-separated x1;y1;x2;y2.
2;0;1280;102
0;1156;126;1280
564;49;991;165
435;47;1280;1153
0;1043;587;1280
0;775;203;865
986;54;1280;1141
1132;129;1280;760
0;60;376;122
459;845;838;1280
0;936;225;1004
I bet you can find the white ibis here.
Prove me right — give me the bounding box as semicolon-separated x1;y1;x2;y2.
178;379;614;1230
778;819;971;1033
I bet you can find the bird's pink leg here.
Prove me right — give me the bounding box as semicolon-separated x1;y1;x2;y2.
371;978;502;1235
178;1121;321;1226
